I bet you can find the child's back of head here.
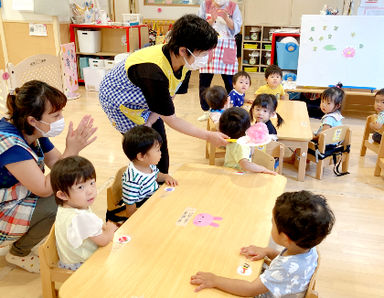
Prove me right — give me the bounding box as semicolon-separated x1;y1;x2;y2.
122;126;163;161
50;156;96;206
219;107;250;139
204;85;228;110
273;190;335;249
250;93;284;127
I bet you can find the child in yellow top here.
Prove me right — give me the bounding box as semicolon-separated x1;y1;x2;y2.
255;65;288;101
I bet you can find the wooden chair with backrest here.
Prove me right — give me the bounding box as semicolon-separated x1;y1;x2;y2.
307;126;351;179
360;114;384;176
206;117;225;165
265;141;284;174
106;166;129;224
252;149;275;171
304;249;321;298
38;225;73;298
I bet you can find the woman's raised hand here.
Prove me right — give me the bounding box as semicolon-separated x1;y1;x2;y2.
65;115;98;155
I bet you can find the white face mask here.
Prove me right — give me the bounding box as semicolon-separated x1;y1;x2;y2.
183;49;208;70
215;0;229;6
35;118;65;137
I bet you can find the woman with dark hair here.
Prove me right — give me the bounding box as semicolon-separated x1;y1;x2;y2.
99;14;228;174
0;80;96;272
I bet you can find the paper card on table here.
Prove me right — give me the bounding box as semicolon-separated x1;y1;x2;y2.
237;261;252;276
176;207;196;226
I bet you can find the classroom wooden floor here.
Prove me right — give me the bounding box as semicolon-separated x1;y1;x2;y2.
0;72;383;298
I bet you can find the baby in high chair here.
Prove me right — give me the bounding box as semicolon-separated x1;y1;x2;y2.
51;156;118;271
219;107;275;175
249;93;284;140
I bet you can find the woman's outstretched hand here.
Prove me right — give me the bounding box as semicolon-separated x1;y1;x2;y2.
65;115;97;155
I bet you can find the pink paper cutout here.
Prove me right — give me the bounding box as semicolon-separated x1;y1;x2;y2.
193;213;223;227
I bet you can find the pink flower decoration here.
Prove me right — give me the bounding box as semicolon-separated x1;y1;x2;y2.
246;122;269;144
157;7;162;13
343;47;355;58
2;72;10;80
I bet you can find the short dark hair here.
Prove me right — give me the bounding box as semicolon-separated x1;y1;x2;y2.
122;126;163;161
375;88;384;97
249;94;284;127
50;156;96;206
273;191;335;249
233;71;251;86
6;80;67;135
166;14;218;57
219;107;250;139
265;65;282;79
204;86;228;110
321;83;344;111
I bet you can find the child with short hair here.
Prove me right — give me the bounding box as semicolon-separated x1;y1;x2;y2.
314;83;345;138
122;125;177;218
219;107;276;175
51;156;118;271
228;71;251;107
205;85;230;127
191;190;335;297
249;94;284;138
370;88;384;143
255;65;288;101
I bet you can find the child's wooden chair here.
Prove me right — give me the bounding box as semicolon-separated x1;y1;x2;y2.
360;114;384;176
252;149;275;171
206;117;226;165
106;166;129;224
307;126;351;179
304;250;321;298
265;141;284;174
38;224;73;298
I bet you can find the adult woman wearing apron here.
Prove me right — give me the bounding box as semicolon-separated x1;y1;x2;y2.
99;15;228;174
198;0;242;121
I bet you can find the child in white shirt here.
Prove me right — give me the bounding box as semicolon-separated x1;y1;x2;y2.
370;88;384;143
51;156;118;271
205;85;230;128
191;190;335;297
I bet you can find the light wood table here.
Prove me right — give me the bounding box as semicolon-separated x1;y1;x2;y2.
276;100;313;181
60;163;287;298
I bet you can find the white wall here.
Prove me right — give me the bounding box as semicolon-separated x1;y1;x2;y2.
138;0;199;20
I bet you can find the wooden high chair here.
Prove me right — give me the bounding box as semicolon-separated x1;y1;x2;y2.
304;250;321;298
360;114;384;176
38;225;73;298
206;117;225;165
106;166;129;224
307;126;351;179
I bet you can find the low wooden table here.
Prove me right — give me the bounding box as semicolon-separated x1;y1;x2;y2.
276;100;313;181
60;163;287;298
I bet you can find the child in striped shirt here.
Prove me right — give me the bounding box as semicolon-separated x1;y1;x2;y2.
122;126;177;218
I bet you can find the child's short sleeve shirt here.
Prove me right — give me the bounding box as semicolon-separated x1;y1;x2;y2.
258;247;318;298
255;84;285;100
229;89;245;107
377;111;384;125
224;143;251;170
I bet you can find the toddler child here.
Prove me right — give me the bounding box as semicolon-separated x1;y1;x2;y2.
51;156;118;271
249;93;284;138
314;83;344;139
255;65;288;101
191;190;335;297
219;107;275;175
370;88;384;143
122;125;177;218
205;85;230;127
228;71;251;107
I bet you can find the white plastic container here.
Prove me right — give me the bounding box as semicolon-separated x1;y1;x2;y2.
122;14;142;26
77;30;101;53
83;67;107;91
104;60;115;70
88;58;105;68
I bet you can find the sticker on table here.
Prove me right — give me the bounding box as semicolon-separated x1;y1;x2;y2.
234;171;244;175
164;187;175;192
193;213;222;227
117;235;131;244
176;207;196;226
112;234;132;251
237;262;252;276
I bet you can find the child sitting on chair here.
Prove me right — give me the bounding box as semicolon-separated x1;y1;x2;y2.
249;93;284;139
205;85;230;128
51;156;118;271
191;190;335;297
255;65;288;101
122;126;177;218
313;83;345;140
219;107;275;175
228;71;251;107
370;88;384;143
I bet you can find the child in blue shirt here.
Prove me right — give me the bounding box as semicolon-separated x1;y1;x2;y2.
191;190;335;297
314;83;344;138
370;88;384;143
228;71;251;107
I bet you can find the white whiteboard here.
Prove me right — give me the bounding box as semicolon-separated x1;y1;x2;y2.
297;15;384;89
